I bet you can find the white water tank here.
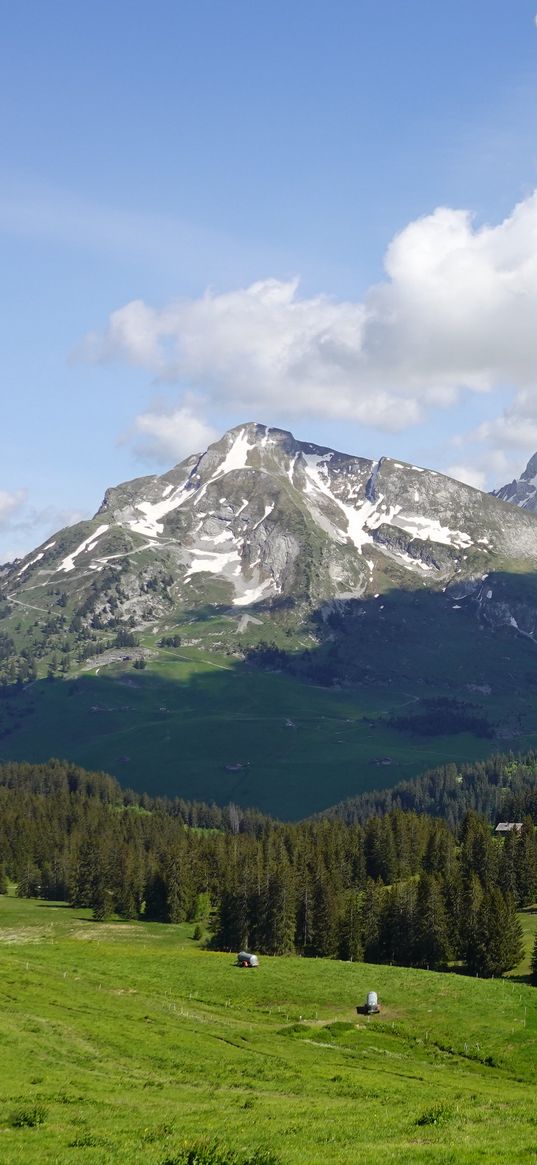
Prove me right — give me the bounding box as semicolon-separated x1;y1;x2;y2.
366;991;378;1009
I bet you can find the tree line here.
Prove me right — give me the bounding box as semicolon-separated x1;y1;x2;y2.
1;759;536;980
319;750;537;829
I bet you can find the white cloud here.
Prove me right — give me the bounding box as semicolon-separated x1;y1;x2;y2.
79;192;537;450
444;464;487;492
126;403;219;464
0;489;27;527
0;492;87;563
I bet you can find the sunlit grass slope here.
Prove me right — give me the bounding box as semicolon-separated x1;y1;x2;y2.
1;895;537;1164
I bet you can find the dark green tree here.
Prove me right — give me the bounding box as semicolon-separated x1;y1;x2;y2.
308;878;338;958
338;891;363;962
413;873;451;969
466;888;523;977
259;867;295;955
531;932;537;985
361;878;383;962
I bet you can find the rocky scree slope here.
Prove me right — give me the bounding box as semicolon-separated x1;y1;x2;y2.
4;423;537;669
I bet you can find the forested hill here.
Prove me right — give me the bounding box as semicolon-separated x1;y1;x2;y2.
0;758;270;832
318;750;537;828
1;757;537;980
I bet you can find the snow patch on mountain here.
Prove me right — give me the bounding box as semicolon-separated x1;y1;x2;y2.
395;515;473;549
130;479;192;536
214;427;256;477
233;579;275;606
253;503;275;530
185;549;241;579
57;525;109;573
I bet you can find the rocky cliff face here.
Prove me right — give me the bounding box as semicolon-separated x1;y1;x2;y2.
494;452;537;513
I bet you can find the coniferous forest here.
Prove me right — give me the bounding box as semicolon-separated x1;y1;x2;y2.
2;755;537;980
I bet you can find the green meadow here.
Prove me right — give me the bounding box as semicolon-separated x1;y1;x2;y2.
0;640;531;818
1;893;537;1164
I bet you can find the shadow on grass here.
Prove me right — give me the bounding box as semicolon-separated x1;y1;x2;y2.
2;572;537;817
35;902;72;910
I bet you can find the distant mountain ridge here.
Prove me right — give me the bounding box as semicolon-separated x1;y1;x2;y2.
494;452;537;513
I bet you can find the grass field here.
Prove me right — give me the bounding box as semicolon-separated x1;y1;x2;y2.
1;894;537;1164
1;640;534;818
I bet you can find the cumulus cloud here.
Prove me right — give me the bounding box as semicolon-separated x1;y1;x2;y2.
125;402;219;464
78;190;537;467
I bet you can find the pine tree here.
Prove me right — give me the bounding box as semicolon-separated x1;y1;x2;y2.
213;885;250;951
259;868;295;955
460;812;497;889
531;932;537;985
144;872;168;921
379;882;416;965
458;871;484;963
515;819;537;907
295;877;313;954
361;878;383;962
308;878;338;958
338;892;363;962
466;888;523;977
413;873;451;969
166;853;189;924
498;829;519;903
16;860;41;898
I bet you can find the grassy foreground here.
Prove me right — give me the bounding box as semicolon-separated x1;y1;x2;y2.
1;896;537;1164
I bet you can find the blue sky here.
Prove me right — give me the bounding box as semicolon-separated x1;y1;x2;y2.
1;0;537;558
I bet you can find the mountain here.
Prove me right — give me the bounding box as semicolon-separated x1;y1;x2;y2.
494;452;537;513
6;421;537;622
4;421;537;817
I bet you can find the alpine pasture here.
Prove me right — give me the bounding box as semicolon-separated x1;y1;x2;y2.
1;893;536;1164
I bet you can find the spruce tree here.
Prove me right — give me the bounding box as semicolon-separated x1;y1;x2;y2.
379;882;416;965
458;871;484;963
515;820;537;907
466;888;523;977
531;932;537;986
309;878;338;958
338;892;363;962
413;873;451;969
361;878;383;962
260;868;295;955
144;872;169;921
498;829;519;903
213;885;250;951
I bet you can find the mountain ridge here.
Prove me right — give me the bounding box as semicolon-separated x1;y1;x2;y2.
7;422;537;624
494;451;537;513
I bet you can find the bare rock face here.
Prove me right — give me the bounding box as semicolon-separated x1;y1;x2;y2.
494;452;537;513
4;422;537;648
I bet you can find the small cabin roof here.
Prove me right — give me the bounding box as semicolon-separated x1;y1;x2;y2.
495;822;523;833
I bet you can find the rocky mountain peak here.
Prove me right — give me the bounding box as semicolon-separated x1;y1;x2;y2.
5;423;537;650
493;452;537;512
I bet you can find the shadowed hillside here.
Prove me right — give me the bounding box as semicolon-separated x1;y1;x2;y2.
2;576;537;816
